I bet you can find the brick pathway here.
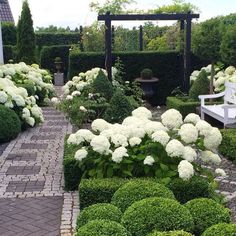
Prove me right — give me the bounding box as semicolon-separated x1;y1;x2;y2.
0;87;79;236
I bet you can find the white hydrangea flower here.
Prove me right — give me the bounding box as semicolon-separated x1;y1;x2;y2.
196;120;212;136
225;66;235;75
79;106;87;112
184;113;201;125
166;139;184;157
51;97;59;104
112;146;128;163
111;134;128;147
204;127;222;151
31;105;43;118
132;107;152;119
122;116;145;127
22;107;30;119
0;91;8;103
200;151;221;165
151;130;170;146
25;116;35;127
13;95;25;107
145;121;167;136
92;119;110;132
74;148;88;161
100;129;114;139
4;100;13;108
161;109;183;129
66;95;73;101
129;137;142;147
71;91;81;97
67;134;78;145
143;155;155;165
179;123;198;144
128;126;146;139
75;129;95;142
90;135;110;155
215;168;227;177
178;160;194;181
183;146;197;162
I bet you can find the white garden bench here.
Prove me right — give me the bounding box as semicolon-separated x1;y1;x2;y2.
199;81;236;128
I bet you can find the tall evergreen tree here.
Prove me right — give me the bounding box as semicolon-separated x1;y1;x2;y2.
16;1;36;64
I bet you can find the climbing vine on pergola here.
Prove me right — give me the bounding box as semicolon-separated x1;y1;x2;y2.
98;12;199;91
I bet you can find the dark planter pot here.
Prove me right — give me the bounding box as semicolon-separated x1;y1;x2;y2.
135;77;159;104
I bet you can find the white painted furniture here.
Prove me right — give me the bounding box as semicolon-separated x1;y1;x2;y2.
199;81;236;127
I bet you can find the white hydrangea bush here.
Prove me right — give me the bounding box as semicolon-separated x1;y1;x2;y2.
0;77;44;127
66;107;225;181
190;65;236;93
0;62;54;105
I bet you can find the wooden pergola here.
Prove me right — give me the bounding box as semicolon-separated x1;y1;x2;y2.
98;12;199;91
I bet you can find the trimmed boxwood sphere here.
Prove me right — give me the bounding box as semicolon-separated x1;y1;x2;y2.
0;105;21;143
168;176;212;203
202;223;236;236
76;203;122;229
121;197;194;236
148;230;194;236
111;179;175;212
76;219;130;236
185;198;231;235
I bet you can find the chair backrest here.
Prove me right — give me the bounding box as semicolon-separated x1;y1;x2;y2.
224;81;236;104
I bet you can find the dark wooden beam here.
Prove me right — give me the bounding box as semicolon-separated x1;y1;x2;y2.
139;25;143;51
111;25;115;50
105;12;112;81
98;13;199;21
184;15;192;92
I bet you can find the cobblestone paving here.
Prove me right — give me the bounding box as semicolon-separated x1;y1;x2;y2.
0;87;79;236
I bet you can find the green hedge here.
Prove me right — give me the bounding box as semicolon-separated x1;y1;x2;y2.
166;96;199;117
79;178;128;209
68;51;208;104
36;32;80;48
219;129;236;161
40;45;71;78
2;22;17;45
3;45;16;62
63;136;82;191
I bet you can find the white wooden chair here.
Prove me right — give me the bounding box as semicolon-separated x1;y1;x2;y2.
199;81;236;128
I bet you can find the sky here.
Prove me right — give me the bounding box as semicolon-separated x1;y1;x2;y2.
8;0;236;29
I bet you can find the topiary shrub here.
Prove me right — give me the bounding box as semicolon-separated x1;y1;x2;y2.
0;105;21;143
111;179;175;212
185;198;231;235
92;69;114;100
103;89;133;123
148;230;194;236
75;219;130;236
168;176;212;203
121;197;194;236
141;68;153;80
189;69;209;100
202;223;236;236
76;203;122;229
79;178;128;209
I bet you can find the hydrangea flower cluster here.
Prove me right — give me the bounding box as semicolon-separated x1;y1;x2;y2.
67;107;224;181
190;65;236;92
0;77;43;127
0;62;54;104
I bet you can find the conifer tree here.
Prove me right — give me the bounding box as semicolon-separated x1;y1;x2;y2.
16;1;36;64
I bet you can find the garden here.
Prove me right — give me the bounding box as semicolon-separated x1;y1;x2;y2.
1;0;236;235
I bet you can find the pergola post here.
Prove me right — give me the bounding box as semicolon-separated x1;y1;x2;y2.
139;25;143;51
105;12;112;81
111;25;115;49
184;13;192;92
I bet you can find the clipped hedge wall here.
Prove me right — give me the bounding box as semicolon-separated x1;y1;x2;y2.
166;96;199;117
2;22;17;45
40;45;71;78
3;45;16;62
36;33;80;48
219;129;236;161
68;51;207;105
79;178;128;209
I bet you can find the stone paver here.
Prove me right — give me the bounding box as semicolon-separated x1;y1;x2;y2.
0;86;79;235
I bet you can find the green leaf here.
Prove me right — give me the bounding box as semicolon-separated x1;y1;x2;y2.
88;169;96;177
106;166;113;177
155;169;163;178
122;170;132;177
160;163;169;171
122;159;133;164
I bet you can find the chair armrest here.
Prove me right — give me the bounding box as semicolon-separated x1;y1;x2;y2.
199;92;225;106
222;104;236;109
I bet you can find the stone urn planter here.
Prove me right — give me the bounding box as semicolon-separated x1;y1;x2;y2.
54;57;64;86
135;68;159;101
